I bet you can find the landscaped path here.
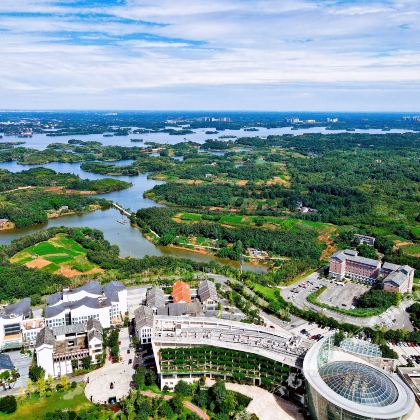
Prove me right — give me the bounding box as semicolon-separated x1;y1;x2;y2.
85;327;135;404
140;390;210;420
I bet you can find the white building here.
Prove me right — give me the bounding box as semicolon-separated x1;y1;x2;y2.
134;305;154;345
21;318;45;347
0;298;32;351
44;281;127;329
35;319;103;378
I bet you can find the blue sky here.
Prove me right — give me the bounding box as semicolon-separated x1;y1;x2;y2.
0;0;419;111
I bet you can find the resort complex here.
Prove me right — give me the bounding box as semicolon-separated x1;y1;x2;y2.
329;250;415;293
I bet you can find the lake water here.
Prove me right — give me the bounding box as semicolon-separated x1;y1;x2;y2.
1;126;416;150
0;160;266;273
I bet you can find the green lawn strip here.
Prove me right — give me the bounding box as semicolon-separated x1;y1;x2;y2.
306;287;386;317
42;262;61;273
0;385;93;419
45;255;74;264
252;283;278;301
400;243;420;256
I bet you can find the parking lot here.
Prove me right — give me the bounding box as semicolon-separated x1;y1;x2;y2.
0;350;32;394
317;281;369;309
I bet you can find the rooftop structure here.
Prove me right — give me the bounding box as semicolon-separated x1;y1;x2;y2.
303;335;415;420
172;281;191;303
354;234;376;247
383;265;415;294
0;353;14;372
339;338;382;359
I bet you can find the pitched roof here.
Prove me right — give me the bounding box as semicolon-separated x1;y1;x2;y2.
52;323;86;336
198;280;218;303
172;281;191;303
158;301;203;317
146;287;165;308
35;327;55;348
103;281;125;303
87;318;102;332
0;298;31;319
44;296;110;319
383;266;414;287
134;305;154;329
45;292;62;306
382;262;401;272
331;250;380;267
0;354;14;371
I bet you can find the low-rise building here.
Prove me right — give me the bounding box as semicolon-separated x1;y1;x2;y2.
172;281;191;303
134;305;154;345
44;281;127;329
0;298;32;351
35;319;103;378
157;301;203;317
146;288;166;314
354;234;376;247
383;265;415;294
197;280;218;311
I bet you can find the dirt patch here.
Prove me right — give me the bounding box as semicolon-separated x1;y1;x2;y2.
266;176;290;187
0;221;15;231
185;180;203;185
394;240;414;248
44;186;64;192
65;189;96;195
55;267;83;278
236;179;248;186
25;258;52;269
319;228;337;259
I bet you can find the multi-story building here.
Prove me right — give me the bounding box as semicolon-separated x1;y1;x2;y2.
329;250;415;292
382;265;415;294
35;319;103;378
0;298;32;351
44;281;127;329
21;318;45;347
329;250;381;283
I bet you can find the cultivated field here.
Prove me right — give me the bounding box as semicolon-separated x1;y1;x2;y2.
10;233;102;278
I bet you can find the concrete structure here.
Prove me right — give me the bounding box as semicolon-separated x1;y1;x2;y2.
172;281;191;303
151;315;310;389
35;319;103;378
303;335;415;420
197;280;219;310
44;281;127;329
157;301;203;317
354;234;376;247
329;250;414;292
397;367;420;405
0;298;31;351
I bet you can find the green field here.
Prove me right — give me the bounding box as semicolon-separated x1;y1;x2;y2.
0;385;112;419
10;233;99;277
401;243;420;257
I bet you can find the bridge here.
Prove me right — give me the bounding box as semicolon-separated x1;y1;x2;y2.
111;202;132;217
152;316;312;370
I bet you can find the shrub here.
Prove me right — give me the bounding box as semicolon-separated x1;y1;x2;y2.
0;395;17;414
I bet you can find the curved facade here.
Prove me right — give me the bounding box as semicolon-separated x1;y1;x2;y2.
303;335;415;420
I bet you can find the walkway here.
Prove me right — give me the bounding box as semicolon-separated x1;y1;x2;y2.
223;383;303;420
84;327;135;404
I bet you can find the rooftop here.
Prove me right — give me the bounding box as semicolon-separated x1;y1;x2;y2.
320;361;398;407
0;298;31;320
198;280;218;303
146;287;165;309
172;281;191;303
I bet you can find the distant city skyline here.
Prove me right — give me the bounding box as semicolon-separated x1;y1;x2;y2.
1;0;420;111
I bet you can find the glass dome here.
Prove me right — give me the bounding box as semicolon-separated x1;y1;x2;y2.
319;361;398;407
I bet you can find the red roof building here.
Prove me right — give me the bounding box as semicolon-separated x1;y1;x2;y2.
172;281;191;303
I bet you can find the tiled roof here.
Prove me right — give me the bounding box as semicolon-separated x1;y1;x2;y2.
198;280;218;303
172;281;191;303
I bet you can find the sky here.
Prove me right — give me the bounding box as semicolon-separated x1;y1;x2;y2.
0;0;420;111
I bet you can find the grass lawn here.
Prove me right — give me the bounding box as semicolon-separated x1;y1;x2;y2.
0;385;97;419
10;233;99;277
252;283;278;301
401;243;420;256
